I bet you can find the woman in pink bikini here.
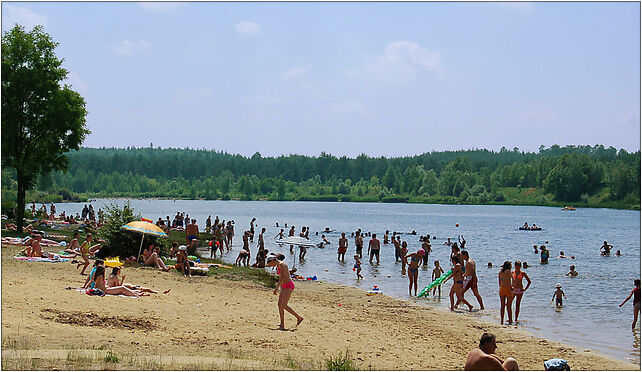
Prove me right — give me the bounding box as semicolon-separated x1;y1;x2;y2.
511;261;531;323
266;253;303;330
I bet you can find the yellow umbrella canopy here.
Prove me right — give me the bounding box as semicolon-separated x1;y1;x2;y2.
121;220;168;262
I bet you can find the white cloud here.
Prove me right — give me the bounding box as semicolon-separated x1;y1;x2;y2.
328;99;372;118
112;40;151;56
280;65;310;79
356;41;441;82
234;21;261;35
507;105;557;126
138;2;183;13
2;4;47;29
64;72;88;94
496;2;534;13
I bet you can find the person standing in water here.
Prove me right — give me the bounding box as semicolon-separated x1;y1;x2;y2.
404;249;425;296
338;232;348;262
511;261;531;323
266;254;303;330
619;279;641;330
498;261;514;324
355;232;364;258
368;233;381;264
445;256;473;312
458;250;485;310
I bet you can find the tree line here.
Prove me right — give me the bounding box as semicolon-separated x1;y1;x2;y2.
2;144;639;209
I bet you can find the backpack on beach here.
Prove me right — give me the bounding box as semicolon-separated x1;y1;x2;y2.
544;358;570;371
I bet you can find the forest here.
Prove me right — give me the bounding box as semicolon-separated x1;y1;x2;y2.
1;144;640;210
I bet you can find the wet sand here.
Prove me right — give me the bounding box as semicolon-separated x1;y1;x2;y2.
1;243;638;370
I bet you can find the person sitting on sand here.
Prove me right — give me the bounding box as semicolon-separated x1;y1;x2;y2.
565;265;578;278
405;249;425;296
142;244;170;271
464;333;519;370
445;255;473;312
107;266;170;294
91;266;144;297
175;245;192;277
83;259;104;289
266;253;303;330
65;231;81;256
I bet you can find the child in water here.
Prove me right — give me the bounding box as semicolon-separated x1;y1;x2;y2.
353;254;363;279
551;283;567;306
565;265;578;278
432;260;445;297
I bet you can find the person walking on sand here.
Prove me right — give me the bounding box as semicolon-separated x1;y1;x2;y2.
619;279;641;330
266;254;303;330
445;256;473;312
458;250;485;310
368;233;381;264
511;261;531;323
338;232;348;262
499;261;514;324
465;333;519;370
405;249;425;296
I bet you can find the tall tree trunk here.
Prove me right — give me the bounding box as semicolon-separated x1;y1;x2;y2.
16;170;26;233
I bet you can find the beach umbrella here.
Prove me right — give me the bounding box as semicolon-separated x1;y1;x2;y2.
121;220;167;262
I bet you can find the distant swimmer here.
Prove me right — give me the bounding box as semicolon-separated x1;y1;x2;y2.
565;265;578;278
600;241;613;256
533;244;538;254
443;238;453;246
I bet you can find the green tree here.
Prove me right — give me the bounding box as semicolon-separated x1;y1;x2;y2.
2;25;88;232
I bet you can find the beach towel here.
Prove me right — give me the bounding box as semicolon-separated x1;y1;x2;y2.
66;287;138;298
544;359;570;371
14;256;69;263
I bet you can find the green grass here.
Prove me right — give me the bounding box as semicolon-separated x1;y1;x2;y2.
324;351;358;371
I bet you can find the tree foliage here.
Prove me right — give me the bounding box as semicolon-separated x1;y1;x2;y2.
1;25;89;231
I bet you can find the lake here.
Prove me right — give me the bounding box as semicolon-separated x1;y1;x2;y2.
53;199;641;364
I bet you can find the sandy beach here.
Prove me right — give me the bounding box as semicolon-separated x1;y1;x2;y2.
1;243;638;370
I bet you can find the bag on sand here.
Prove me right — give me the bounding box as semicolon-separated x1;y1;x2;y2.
544;358;570;371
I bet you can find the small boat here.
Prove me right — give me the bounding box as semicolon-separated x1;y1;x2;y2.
518;227;542;231
562;206;576;211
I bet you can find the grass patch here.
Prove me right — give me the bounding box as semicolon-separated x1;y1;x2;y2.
200;257;277;288
104;350;119;363
324;351;358;370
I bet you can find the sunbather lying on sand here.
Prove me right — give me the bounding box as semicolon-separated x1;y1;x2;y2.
92;266;145;297
107;266;170;294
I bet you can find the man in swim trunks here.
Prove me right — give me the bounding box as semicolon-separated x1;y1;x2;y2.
338;232;348;262
393;235;401;262
355;232;363;258
185;219;199;244
600;240;613;255
459;250;485;310
368;233;381;264
465;333;519;370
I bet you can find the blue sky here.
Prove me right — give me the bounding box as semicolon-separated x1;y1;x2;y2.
2;2;640;157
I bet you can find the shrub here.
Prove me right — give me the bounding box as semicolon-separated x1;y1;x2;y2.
104;350;119;363
98;202;168;259
324;351;357;370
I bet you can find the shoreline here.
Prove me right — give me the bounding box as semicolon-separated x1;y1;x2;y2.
46;196;640;211
1;244;638;370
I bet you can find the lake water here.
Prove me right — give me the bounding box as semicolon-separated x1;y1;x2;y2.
54;199;641;364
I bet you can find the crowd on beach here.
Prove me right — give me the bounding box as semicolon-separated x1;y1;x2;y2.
7;206;641;368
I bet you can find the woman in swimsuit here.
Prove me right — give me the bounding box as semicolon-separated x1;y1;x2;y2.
511;261;531;323
77;234;100;275
498;261;514;324
266;253;303;330
92;266;144;297
446;256;473;311
404;249;425;296
107;266;170;294
400;240;408;273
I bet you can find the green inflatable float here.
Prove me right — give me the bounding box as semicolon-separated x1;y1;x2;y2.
417;269;453;298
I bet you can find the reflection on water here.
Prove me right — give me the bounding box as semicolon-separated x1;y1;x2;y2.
53;199;640;364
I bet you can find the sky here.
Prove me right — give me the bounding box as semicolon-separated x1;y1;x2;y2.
2;1;640;157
